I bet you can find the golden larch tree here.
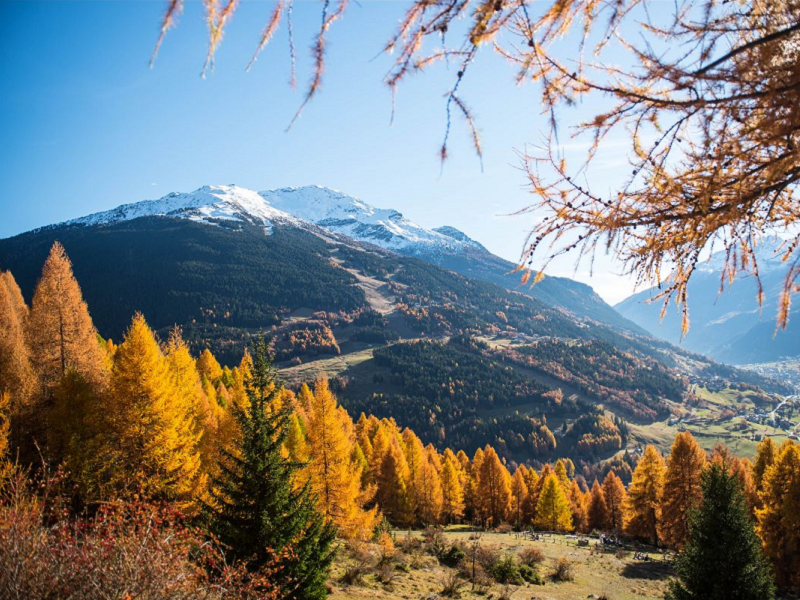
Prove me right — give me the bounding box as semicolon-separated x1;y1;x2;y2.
440;449;465;523
196;348;223;385
107;313;201;503
476;445;512;527
510;466;529;528
0;270;36;456
587;479;608;532
415;445;444;525
602;471;627;533
753;437;777;500
28;243;107;393
660;432;706;549
534;472;573;532
757;440;800;588
304;377;378;539
375;441;413;527
624;446;665;545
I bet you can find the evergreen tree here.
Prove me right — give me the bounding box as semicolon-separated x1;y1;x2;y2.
666;463;775;600
661;432;706;549
206;339;336;599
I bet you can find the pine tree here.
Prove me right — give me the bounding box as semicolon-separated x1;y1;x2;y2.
107;313;201;502
588;479;608;532
661;432;706;549
206;339;336;599
304;377;378;540
28;242;107;392
624;445;664;544
510;467;529;528
440;449;465;523
602;471;627;533
666;463;775;600
757;440;800;587
476;445;512;527
534;473;573;532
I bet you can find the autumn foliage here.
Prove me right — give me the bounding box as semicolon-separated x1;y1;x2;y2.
1;243;799;594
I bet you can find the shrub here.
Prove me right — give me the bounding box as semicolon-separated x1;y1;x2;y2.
519;564;545;585
488;553;524;585
440;570;465;598
550;556;576;582
519;546;545;566
440;544;467;567
475;544;502;570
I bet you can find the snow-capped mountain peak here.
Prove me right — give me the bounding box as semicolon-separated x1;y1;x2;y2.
62;184;299;233
56;183;484;257
260;185;466;254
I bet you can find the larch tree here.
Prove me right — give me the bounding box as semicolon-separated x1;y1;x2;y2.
521;465;541;525
165;328;221;480
602;471;627;533
753;437;777;498
587;479;608;532
402;428;425;520
196;348;223;385
304;377;378;540
0;270;36;458
534;472;573;532
416;445;444;525
375;441;413;527
757;440;800;588
510;466;529;528
666;463;776;600
476;445;512;527
624;446;665;545
28;243;107;393
661;432;707;549
440;449;465;523
107;313;201;502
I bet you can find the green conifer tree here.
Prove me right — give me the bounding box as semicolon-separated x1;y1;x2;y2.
666;463;775;600
205;339;336;600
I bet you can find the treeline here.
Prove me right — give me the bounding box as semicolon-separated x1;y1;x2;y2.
0;243;798;596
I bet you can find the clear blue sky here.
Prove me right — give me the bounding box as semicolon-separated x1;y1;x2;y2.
0;0;639;303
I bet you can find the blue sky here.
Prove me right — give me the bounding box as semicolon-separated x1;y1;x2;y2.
0;0;639;303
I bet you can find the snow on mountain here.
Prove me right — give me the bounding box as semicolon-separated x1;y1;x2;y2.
61;185;301;234
261;185;471;254
58;184;481;256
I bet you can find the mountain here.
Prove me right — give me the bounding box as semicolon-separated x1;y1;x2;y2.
51;184;637;331
2;183;788;463
262;185;642;332
616;238;800;364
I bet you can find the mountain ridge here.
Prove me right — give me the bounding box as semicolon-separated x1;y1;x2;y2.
44;183;641;333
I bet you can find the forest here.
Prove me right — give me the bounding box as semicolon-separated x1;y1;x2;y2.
0;243;798;598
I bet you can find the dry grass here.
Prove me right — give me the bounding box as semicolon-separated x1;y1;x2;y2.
328;530;673;600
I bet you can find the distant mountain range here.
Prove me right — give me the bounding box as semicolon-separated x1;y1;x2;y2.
616;238;800;364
